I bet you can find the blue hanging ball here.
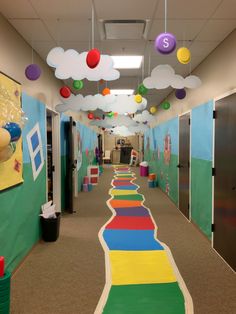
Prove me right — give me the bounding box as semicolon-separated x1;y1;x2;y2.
3;122;22;142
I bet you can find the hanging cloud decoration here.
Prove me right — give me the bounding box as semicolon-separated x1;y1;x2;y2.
47;47;120;81
143;64;201;90
55;94;147;114
90;115;137;128
112;126;135;136
133;110;156;124
55;94;116;113
129;124;149;133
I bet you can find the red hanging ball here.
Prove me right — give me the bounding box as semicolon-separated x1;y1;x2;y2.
60;86;71;98
88;113;94;120
86;48;101;69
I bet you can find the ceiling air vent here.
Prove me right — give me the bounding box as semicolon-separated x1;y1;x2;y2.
103;20;148;40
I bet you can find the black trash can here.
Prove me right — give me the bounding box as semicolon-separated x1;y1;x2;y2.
41;213;61;242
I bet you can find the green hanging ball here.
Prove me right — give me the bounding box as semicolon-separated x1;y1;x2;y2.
73;80;84;90
162;101;171;110
138;84;148;95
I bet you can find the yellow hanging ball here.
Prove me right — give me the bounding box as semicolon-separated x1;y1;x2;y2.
177;47;191;64
150;106;157;114
0;128;11;151
135;94;142;103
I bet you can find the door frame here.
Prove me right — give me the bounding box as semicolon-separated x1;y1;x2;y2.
212;88;236;266
46;107;61;212
178;110;191;222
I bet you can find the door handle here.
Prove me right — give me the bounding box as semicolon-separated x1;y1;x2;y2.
177;164;184;168
232;187;236;191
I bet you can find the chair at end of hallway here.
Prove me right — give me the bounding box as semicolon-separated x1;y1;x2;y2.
103;150;111;164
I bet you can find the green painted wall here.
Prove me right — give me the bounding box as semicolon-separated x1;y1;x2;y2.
191;158;212;240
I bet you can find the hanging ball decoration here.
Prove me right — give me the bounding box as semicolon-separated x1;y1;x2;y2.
88;113;94;120
135;94;142;103
155;33;177;54
73;80;84;90
3;122;22;142
175;89;186;100
162;101;171;110
150;106;157;114
60;86;71;98
86;48;101;69
177;47;191;64
25;64;41;80
138;84;148;95
107;112;114;118
0;128;11;151
102;88;111;96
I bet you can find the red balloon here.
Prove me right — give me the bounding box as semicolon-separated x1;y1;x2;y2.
86;48;101;69
60;86;71;98
88;113;94;120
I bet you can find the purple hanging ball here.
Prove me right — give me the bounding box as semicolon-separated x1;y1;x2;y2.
175;89;186;100
155;32;177;54
25;64;41;81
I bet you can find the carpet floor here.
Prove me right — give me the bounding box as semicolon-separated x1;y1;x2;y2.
11;166;236;314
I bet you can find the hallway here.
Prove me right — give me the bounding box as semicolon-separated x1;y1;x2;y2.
11;167;236;314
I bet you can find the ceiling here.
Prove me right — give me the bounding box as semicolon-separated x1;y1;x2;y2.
1;0;235;107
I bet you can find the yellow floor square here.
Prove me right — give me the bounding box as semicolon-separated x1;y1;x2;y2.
110;189;137;196
109;250;176;285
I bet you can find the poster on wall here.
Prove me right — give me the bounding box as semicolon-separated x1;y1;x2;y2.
164;134;171;165
0;72;23;191
26;123;44;181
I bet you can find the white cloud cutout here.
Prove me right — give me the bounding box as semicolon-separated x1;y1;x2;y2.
129;124;149;133
55;94;147;114
111;126;135;136
143;64;201;90
90;115;137;128
47;47;120;81
133;110;155;124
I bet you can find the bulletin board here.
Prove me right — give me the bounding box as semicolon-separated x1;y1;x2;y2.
0;72;23;190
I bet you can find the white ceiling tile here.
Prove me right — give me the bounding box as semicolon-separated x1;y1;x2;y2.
148;19;206;41
0;0;38;18
95;0;157;20
9;19;53;42
189;41;220;56
196;19;236;41
59;41;101;52
213;0;236;19
30;0;91;19
32;41;56;60
155;0;222;19
44;19;100;42
100;40;146;55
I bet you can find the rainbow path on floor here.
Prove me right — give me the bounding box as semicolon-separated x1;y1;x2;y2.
95;166;193;314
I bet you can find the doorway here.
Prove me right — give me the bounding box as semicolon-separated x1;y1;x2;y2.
178;113;190;219
46;109;61;211
214;92;236;271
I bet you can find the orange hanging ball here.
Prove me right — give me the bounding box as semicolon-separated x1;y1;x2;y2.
102;88;111;96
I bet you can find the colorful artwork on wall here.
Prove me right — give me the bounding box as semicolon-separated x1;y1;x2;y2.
0;73;23;190
164;134;171;165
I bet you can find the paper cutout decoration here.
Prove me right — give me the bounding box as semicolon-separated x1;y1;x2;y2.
175;89;186;99
143;64;202;90
25;64;41;80
138;84;148;95
55;94;147;115
135;94;142;103
46;47;120;81
177;47;191;64
133;110;155;124
162;101;170;110
102;88;111;96
26;123;44;181
86;48;101;68
73;80;83;90
88;113;94;120
0;143;15;163
150;106;157;114
60;86;71;98
155;33;176;54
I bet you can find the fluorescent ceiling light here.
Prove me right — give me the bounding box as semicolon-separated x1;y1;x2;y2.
110;89;134;95
111;56;143;69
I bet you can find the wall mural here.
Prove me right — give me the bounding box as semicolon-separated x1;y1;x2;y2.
0;73;23;190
